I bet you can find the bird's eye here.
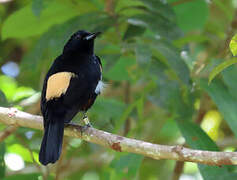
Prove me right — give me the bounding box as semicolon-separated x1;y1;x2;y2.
76;34;81;39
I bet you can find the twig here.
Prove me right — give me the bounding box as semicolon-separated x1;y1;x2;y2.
60;151;113;178
171;0;194;6
171;96;210;178
15;132;41;171
219;10;237;58
172;161;185;180
0;125;18;142
105;0;116;16
195;94;210;124
217;137;237;148
55;137;69;180
124;81;131;136
0;107;237;166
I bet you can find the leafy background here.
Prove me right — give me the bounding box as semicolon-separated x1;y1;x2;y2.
0;0;237;179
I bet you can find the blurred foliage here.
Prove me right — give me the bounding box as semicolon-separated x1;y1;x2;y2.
0;0;237;179
230;34;237;56
208;58;237;84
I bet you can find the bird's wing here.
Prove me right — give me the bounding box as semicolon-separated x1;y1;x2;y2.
96;55;102;72
41;70;99;123
45;72;77;101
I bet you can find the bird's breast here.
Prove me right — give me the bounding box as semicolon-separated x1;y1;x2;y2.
95;80;104;94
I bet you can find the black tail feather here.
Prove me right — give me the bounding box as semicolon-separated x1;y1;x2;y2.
39;118;64;165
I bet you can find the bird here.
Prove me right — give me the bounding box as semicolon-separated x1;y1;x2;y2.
39;30;103;165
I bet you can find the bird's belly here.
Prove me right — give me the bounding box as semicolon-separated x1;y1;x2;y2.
62;60;101;112
79;95;97;111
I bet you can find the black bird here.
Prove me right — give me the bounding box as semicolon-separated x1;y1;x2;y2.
39;30;103;165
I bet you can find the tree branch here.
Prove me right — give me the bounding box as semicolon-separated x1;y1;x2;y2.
0;125;18;142
172;161;185;180
171;0;194;6
0;107;237;166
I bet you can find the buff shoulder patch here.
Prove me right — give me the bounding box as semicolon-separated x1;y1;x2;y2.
46;72;76;101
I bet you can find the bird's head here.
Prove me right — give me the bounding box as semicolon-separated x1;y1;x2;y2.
63;30;101;55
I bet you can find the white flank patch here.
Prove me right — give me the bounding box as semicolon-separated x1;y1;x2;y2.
95;80;105;94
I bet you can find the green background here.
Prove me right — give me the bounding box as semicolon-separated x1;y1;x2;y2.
0;0;237;179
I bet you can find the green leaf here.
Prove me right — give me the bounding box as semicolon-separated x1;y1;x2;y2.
178;121;237;180
0;91;8;106
208;58;237;84
222;65;237;99
148;60;179;108
169;0;208;32
201;80;237;138
0;75;17;101
3;173;54;180
159;119;179;140
116;0;145;17
0;75;35;102
0;143;5;178
105;57;136;81
82;172;100;180
7;144;38;163
123;24;145;40
152;40;190;84
136;98;144;120
2;2;79;39
89;97;126;129
90;97;126;119
173;34;209;48
139;0;176;21
110;154;143;178
178;121;218;150
12;87;36;102
69;138;82;148
32;0;44;17
198;168;237;180
135;44;152;66
229;34;237;56
113;102;136;133
212;0;233;21
128;12;182;40
113;98;145;133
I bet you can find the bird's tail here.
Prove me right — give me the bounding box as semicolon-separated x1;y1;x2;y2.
39;116;64;165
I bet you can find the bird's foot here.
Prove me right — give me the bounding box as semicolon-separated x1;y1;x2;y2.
80;124;92;136
80;115;93;136
82;114;93;128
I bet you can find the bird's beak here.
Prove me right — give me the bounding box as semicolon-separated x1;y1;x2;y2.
84;32;101;40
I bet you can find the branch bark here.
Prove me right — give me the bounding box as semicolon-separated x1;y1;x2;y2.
0;125;18;141
0;107;237;166
172;161;185;180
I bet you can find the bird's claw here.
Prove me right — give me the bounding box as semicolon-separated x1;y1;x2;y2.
80;115;93;136
80;123;92;136
82;115;93;127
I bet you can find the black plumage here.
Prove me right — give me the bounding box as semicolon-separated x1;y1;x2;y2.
39;30;102;165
